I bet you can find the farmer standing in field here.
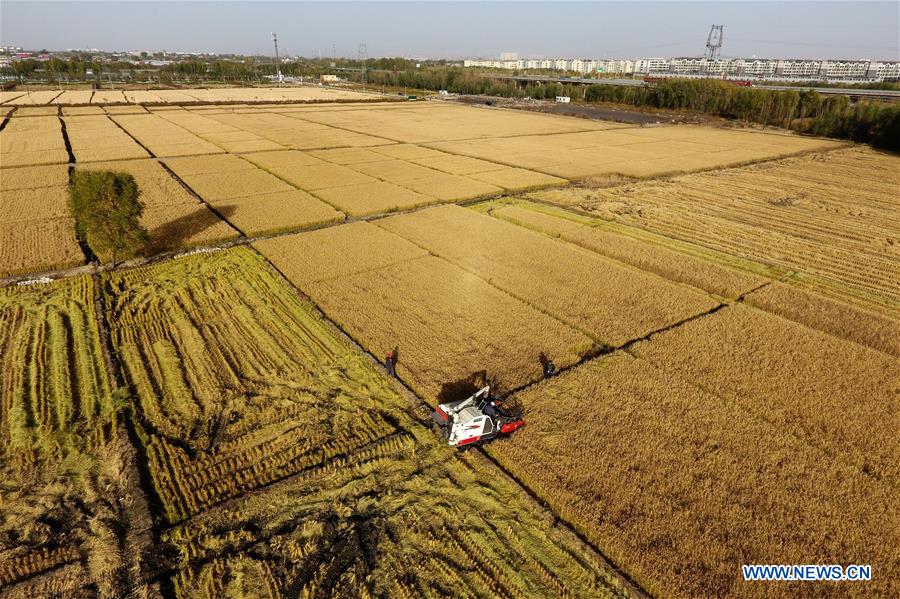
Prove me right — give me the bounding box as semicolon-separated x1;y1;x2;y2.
385;349;396;377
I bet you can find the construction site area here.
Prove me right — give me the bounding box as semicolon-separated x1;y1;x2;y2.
1;85;897;599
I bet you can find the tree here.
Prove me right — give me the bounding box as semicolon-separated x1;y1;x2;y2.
68;171;148;264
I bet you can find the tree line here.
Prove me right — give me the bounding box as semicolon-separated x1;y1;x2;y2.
583;78;899;151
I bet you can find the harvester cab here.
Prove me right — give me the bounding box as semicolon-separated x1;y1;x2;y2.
431;386;525;448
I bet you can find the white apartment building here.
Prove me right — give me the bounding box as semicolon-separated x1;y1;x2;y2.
595;59;635;74
874;61;900;80
738;59;778;77
669;57;733;74
826;60;870;78
778;60;823;78
634;58;670;74
463;55;898;82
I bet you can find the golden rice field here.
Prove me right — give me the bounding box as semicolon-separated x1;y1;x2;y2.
2;94;897;599
0;163;83;277
377;205;718;346
255;224;594;401
487;350;898;599
531;146;899;314
0;86;378;106
3;99;857;279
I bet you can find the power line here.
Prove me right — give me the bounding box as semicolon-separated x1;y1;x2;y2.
729;38;897;51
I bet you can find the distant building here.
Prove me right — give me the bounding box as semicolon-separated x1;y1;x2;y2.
874;62;900;80
778;60;823;78
320;74;340;84
500;52;518;61
463;54;898;82
635;58;669;74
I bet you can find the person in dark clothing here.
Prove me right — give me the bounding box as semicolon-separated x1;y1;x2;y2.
539;352;555;379
544;359;555;378
385;350;396;377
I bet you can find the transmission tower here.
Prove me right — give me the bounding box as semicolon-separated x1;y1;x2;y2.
358;43;368;88
272;32;282;83
704;25;724;60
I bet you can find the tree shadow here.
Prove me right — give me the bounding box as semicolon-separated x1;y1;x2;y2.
145;204;238;253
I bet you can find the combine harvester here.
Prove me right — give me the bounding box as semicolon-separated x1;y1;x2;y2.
432;386;525;448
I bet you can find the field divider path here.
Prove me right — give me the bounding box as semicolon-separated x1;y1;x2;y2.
0;187;518;288
58;112;95;268
46;90;65;105
251;245;652;599
0;105;15;131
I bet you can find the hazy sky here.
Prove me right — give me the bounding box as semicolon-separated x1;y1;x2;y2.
2;1;898;60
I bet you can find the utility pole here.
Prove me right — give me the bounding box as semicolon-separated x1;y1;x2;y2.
272;32;282;84
358;43;367;90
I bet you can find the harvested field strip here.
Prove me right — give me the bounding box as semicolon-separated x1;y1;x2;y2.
165;436;627;598
0;276;112;458
377;205;719;346
630;304;900;485
488;201;773;299
744;281;900;357
531;147;900;311
488;351;899;598
102;247;624;597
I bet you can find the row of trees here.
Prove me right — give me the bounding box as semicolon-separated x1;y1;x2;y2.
582;78;899;150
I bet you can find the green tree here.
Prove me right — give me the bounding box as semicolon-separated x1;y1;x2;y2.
68;171;148;264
